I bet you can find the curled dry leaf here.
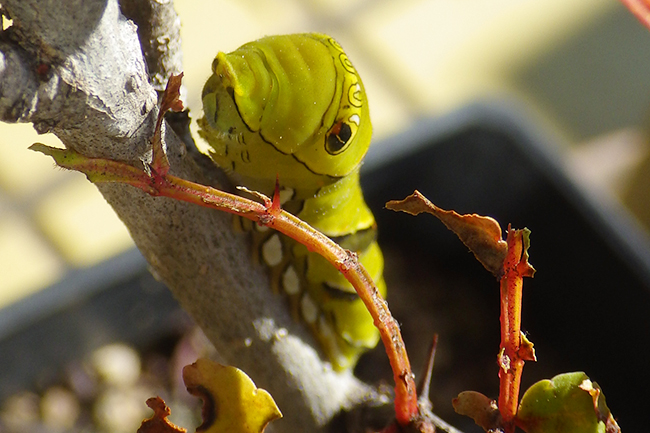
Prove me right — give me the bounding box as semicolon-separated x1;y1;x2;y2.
516;372;620;433
386;191;507;277
452;390;502;431
182;358;282;433
151;72;185;176
137;397;186;433
160;73;185;113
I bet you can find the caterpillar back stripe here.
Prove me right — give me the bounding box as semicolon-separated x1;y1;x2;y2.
198;33;385;370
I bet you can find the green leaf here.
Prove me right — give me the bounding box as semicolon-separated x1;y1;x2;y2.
517;372;620;433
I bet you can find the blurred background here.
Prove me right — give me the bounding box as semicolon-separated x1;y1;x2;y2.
3;0;650;308
1;0;649;431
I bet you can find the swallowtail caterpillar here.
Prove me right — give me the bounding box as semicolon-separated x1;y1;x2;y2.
198;33;385;370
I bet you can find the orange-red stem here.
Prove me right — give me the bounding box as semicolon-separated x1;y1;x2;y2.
498;227;533;433
168;175;418;425
33;145;419;426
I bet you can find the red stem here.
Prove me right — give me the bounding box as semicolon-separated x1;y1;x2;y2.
167;175;419;425
32;145;419;426
498;227;528;432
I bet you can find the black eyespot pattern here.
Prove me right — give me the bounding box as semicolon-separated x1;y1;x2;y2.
326;122;352;155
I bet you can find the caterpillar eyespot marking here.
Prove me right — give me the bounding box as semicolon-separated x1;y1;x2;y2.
326;121;352;155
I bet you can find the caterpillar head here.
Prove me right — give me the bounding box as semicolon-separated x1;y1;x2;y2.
198;33;372;193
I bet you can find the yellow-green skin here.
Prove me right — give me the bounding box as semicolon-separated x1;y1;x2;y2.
198;33;385;370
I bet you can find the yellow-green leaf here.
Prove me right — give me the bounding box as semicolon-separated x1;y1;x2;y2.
182;358;282;433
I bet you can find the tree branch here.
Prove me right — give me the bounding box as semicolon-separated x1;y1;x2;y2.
118;0;183;94
0;1;374;431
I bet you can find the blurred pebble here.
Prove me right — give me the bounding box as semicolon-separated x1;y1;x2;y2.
1;327;212;432
0;391;40;430
93;385;153;433
40;386;80;431
91;343;141;387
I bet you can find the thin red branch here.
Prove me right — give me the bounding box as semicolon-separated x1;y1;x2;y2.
158;175;419;425
497;227;535;433
30;143;419;426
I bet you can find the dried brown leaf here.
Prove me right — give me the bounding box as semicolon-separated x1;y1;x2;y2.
161;73;184;113
386;191;507;276
452;390;502;431
137;397;186;433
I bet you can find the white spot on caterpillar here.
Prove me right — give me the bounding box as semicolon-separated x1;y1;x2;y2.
262;234;283;266
349;114;360;125
301;294;318;324
282;265;300;295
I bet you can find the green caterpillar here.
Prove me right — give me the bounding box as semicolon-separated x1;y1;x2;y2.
198;33;385;370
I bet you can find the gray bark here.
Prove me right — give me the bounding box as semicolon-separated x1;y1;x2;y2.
0;1;373;431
